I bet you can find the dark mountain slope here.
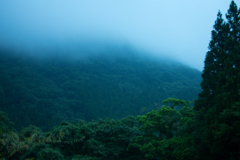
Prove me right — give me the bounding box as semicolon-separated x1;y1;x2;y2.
0;48;202;131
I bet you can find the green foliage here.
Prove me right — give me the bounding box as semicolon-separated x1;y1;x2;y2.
0;96;197;160
194;1;240;159
0;111;15;158
0;48;201;131
21;125;42;138
71;155;101;160
129;103;195;160
0;1;238;160
19;144;61;160
162;98;191;109
37;148;64;160
0;109;140;159
0;111;14;134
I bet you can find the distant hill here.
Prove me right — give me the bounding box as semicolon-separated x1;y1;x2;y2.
0;48;202;131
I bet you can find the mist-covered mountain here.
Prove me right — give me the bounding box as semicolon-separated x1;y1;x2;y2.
0;47;202;131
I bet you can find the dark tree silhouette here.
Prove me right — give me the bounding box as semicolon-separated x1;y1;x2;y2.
194;1;240;159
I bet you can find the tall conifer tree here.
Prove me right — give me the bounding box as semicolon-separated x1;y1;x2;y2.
194;1;240;159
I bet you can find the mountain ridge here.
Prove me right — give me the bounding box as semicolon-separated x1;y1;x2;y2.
0;48;202;131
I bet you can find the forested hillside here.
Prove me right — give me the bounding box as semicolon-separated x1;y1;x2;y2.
0;48;201;131
1;1;239;159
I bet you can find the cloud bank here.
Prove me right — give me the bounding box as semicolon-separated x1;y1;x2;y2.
0;0;238;70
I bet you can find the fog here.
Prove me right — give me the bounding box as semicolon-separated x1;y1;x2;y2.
0;0;238;71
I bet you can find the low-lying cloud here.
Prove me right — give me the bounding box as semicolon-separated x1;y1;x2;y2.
0;0;238;71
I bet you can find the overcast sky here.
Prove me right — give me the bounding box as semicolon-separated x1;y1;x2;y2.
0;0;238;71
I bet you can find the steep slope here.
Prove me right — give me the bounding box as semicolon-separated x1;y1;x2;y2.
0;48;202;131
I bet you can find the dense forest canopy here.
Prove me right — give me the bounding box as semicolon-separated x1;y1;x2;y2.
0;1;239;159
0;46;201;131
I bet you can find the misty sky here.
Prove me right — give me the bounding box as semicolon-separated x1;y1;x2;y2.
0;1;238;71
